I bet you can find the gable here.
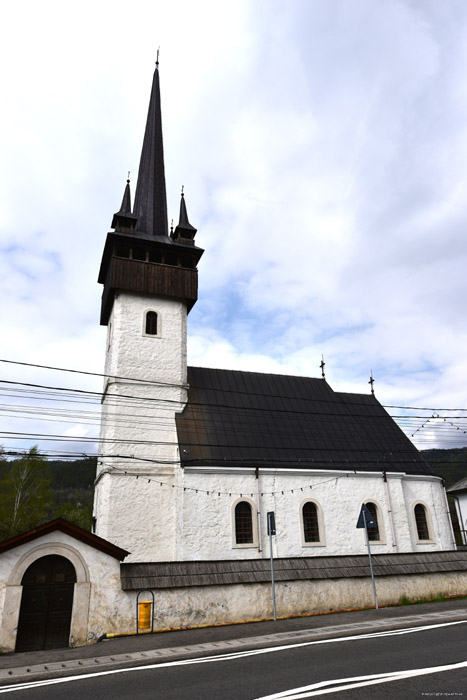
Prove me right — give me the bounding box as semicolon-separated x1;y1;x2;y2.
0;518;128;560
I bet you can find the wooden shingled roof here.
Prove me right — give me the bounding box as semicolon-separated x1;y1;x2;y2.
175;367;433;475
121;551;467;590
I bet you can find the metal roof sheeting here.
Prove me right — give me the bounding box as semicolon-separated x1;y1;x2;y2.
176;367;432;474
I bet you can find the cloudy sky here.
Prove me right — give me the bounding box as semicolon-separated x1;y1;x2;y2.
1;0;467;456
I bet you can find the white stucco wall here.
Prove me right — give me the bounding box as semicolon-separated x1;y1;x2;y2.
94;291;187;560
178;468;455;560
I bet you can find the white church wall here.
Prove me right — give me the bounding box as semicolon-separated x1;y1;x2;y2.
401;476;455;550
179;468;454;560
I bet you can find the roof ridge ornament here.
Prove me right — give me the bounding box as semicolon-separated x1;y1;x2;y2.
320;355;326;379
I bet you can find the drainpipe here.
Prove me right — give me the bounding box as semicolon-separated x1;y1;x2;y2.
256;467;263;556
383;472;397;551
441;482;458;549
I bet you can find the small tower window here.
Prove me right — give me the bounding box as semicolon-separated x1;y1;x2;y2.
145;311;158;336
414;503;431;540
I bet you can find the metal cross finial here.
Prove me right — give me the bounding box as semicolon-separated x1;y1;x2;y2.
320;355;326;379
170;218;173;234
156;48;160;68
127;170;130;184
369;371;375;395
181;185;184;196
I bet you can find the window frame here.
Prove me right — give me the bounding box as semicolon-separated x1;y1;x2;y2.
362;500;386;544
300;498;326;547
231;498;258;549
142;309;161;338
411;501;435;544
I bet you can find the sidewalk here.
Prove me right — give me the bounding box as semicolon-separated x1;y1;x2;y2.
1;598;466;684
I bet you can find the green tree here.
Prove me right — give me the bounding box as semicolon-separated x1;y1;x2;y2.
0;447;52;540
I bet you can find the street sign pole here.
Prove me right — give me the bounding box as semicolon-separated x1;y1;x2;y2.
356;504;379;610
364;517;379;610
267;512;277;621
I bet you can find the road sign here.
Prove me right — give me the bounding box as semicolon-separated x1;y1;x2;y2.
356;503;376;529
267;511;276;536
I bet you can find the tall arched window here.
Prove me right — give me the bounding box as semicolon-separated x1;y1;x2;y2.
365;502;380;541
145;311;158;336
414;503;430;540
303;502;320;542
235;501;253;544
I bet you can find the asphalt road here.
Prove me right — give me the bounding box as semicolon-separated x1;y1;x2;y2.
2;619;466;699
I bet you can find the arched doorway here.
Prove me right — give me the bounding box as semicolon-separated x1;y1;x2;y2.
16;555;76;652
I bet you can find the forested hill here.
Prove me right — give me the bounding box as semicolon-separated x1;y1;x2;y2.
422;447;467;488
0;454;97;539
48;457;96;490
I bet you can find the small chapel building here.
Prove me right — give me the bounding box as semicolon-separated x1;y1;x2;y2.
1;64;465;654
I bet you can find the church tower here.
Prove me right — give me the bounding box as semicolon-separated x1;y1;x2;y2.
93;64;203;560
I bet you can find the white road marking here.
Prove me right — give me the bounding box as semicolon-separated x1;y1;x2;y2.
253;658;467;699
0;619;465;694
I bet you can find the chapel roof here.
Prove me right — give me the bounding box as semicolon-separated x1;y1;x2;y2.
176;366;434;475
0;518;129;560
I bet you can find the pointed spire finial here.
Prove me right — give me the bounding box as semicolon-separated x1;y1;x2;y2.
369;371;375;395
156;48;160;68
320;355;326;379
133;63;168;237
111;174;137;230
172;187;197;243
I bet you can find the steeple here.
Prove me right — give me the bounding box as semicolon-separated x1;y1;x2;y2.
98;64;204;327
172;188;197;244
133;64;168;237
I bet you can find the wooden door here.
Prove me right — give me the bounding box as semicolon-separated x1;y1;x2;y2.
16;555;76;652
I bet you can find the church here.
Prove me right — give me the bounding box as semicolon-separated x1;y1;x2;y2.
92;63;454;563
0;64;465;654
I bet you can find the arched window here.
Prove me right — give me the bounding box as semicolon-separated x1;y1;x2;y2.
145;311;158;336
414;503;430;540
303;502;320;542
235;501;253;544
365;502;380;541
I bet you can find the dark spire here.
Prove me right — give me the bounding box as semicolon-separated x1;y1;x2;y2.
111;175;137;231
119;174;132;214
133;64;168;237
172;187;197;244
